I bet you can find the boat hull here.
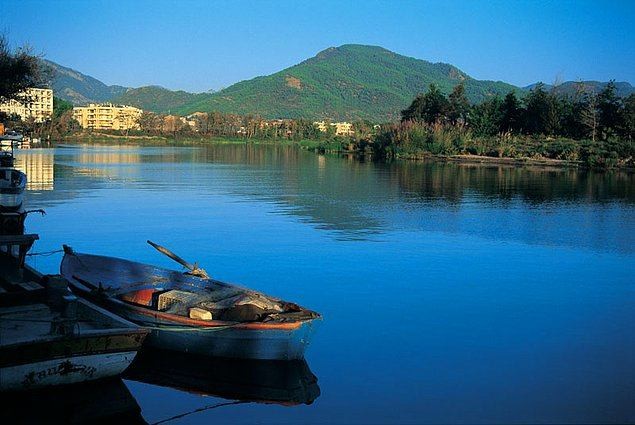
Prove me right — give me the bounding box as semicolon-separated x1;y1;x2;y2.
62;250;321;361
0;351;139;391
94;298;319;360
144;319;318;360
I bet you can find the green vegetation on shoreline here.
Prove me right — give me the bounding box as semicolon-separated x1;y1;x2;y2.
373;81;634;169
53;132;631;171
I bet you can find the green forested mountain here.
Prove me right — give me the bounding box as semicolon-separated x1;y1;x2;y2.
43;59;128;105
176;44;519;121
111;86;207;113
524;81;635;98
45;45;633;122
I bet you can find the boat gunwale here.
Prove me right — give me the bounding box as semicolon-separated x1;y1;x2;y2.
103;293;311;331
63;252;320;332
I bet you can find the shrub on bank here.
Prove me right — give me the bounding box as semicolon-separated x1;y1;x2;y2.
372;120;633;168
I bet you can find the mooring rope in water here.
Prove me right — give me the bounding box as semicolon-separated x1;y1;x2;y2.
151;400;249;425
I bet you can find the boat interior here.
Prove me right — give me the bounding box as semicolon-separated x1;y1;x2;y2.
63;249;320;325
0;254;141;348
116;280;320;324
0;168;26;189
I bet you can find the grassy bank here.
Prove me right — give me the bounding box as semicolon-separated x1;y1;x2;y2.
372;123;634;169
61;133;295;146
60;132;348;151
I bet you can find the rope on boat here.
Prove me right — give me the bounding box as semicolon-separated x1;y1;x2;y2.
26;248;64;257
24;209;46;216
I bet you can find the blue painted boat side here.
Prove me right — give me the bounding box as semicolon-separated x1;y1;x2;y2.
143;319;320;360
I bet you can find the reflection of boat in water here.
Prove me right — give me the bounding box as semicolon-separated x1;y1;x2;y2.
0;378;146;424
61;241;321;361
124;348;320;405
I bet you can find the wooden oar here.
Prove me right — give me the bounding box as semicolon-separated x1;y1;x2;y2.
147;240;210;279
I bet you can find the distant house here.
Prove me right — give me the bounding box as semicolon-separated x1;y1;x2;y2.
161;114;192;132
313;120;354;136
0;88;53;123
73;103;142;130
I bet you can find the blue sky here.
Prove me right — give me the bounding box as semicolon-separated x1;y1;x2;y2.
2;0;633;92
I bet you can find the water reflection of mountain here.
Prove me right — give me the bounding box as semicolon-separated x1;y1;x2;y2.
125;349;320;405
17;144;635;252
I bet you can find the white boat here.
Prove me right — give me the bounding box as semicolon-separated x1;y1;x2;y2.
0;168;27;210
0;255;149;391
0;132;24;143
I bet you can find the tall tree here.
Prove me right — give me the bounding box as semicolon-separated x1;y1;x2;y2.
597;80;623;139
447;83;470;125
523;83;551;134
499;92;522;133
401;83;449;124
0;35;44;102
580;93;599;142
544;92;564;136
468;96;503;137
620;93;634;142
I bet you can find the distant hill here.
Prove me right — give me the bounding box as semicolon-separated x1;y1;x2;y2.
43;60;128;105
44;46;633;122
111;86;207;113
524;81;635;98
176;44;519;121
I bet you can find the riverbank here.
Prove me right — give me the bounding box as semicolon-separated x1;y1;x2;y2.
55;133;633;170
61;132;320;148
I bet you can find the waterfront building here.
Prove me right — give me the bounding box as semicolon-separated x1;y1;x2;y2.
72;104;142;130
313;120;355;136
0;88;53;123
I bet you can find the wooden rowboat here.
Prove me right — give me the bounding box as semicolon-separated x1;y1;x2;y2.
61;244;321;361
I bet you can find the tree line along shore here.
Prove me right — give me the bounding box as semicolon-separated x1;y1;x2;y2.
12;80;631;170
2;35;632;170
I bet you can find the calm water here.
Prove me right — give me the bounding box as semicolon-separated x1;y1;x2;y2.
14;144;635;424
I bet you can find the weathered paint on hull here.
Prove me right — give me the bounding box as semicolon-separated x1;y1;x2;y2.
144;320;320;360
84;298;321;360
0;351;139;391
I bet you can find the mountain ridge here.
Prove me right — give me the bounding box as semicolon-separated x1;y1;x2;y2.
43;59;128;105
524;81;634;98
44;45;634;122
174;44;520;121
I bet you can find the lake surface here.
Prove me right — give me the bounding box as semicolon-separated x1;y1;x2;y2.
15;143;635;424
